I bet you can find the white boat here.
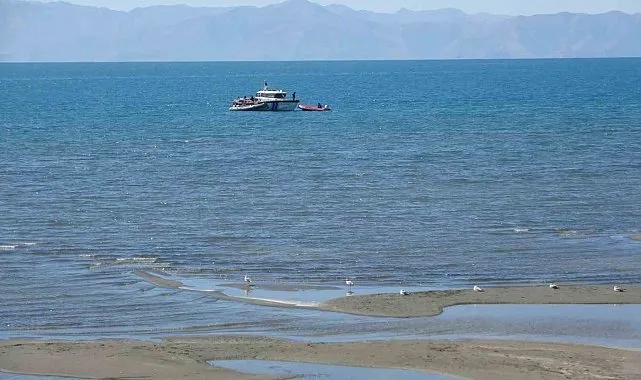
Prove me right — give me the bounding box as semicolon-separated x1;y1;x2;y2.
229;82;299;112
229;100;268;112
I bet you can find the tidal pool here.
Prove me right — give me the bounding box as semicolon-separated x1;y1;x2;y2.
212;360;458;380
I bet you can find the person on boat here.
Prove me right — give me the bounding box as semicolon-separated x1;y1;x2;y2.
292;92;296;101
317;103;322;108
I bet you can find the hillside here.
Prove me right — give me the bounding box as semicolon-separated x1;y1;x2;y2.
1;0;640;61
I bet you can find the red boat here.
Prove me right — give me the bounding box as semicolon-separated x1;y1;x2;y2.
298;103;331;112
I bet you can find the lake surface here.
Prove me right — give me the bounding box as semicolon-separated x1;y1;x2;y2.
1;59;640;340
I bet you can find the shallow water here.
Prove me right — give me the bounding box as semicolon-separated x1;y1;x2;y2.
0;372;86;380
6;270;641;349
212;360;457;380
425;304;641;349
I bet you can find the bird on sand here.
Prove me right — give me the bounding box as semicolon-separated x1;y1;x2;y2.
473;285;484;292
614;285;625;292
400;289;410;296
549;283;559;289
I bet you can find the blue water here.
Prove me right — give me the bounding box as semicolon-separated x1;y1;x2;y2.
1;59;641;340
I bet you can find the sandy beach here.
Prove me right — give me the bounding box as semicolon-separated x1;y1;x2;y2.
2;336;641;380
323;284;641;317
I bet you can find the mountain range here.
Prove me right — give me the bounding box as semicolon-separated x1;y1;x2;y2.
2;0;641;62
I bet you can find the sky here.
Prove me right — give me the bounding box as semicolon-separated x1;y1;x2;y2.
39;0;641;15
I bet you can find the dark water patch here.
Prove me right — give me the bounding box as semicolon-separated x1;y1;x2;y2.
204;235;246;244
45;219;75;228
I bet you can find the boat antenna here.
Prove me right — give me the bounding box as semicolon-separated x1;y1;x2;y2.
264;81;268;90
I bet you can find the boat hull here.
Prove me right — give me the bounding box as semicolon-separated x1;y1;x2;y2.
262;100;299;111
229;103;269;111
229;100;299;112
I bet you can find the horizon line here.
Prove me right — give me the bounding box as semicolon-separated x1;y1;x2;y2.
2;57;641;64
26;0;641;17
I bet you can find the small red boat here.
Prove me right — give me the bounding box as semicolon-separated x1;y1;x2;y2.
298;103;331;112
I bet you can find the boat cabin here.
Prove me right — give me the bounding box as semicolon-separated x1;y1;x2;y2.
256;89;288;99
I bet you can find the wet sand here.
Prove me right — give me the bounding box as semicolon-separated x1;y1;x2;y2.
323;285;641;317
2;336;641;380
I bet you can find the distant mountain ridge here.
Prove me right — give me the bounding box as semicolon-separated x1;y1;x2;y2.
1;0;641;61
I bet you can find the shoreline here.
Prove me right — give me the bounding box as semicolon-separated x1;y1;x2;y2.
136;270;641;317
4;274;641;379
2;336;641;380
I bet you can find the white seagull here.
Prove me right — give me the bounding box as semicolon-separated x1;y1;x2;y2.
345;278;354;291
473;285;484;292
549;283;559;289
400;289;410;296
614;286;625;292
244;275;252;284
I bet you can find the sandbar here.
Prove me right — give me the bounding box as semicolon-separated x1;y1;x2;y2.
2;336;641;380
135;270;641;317
322;285;641;317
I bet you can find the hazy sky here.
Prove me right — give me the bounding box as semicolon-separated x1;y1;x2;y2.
40;0;641;15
